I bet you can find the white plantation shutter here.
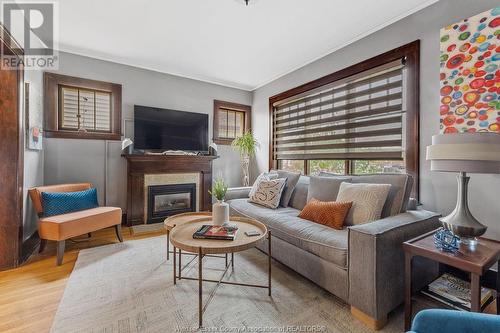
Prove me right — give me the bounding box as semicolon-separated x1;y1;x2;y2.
95;92;111;131
59;86;112;132
79;90;95;130
61;87;79;129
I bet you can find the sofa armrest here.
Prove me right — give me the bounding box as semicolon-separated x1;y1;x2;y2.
225;187;252;201
348;210;441;321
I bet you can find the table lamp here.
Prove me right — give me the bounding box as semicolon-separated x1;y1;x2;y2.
426;133;500;247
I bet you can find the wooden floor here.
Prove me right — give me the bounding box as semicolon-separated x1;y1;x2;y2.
0;226;165;333
1;227;497;332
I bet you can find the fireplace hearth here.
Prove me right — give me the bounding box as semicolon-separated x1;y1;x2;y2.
147;183;196;224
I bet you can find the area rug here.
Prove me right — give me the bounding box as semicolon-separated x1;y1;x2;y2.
130;223;165;235
51;236;407;333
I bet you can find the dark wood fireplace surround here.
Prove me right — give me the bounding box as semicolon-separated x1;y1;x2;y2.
122;154;218;226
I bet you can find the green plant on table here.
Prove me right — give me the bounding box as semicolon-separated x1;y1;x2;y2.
208;178;228;201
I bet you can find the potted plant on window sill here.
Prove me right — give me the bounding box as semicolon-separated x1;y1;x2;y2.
209;178;229;226
231;131;259;187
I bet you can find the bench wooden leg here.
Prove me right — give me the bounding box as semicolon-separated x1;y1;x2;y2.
56;240;65;266
115;224;123;242
39;239;46;253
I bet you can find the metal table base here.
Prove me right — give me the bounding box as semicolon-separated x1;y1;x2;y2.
172;231;272;328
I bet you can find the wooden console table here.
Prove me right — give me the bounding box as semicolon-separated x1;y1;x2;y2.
122;154;218;226
403;229;500;330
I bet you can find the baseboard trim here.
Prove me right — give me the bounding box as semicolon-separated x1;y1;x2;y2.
350;306;387;330
20;231;40;264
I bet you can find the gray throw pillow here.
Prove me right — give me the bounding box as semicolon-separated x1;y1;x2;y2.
307;176;352;202
270;170;301;207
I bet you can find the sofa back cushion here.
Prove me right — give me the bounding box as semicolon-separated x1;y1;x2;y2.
307;175;352;203
270;170;301;207
293;173;413;217
288;176;309;210
350;174;413;218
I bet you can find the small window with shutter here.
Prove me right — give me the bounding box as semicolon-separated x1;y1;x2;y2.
44;72;122;140
213;100;251;145
59;86;112;132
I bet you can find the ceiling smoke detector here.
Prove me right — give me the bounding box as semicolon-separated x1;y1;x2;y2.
236;0;258;6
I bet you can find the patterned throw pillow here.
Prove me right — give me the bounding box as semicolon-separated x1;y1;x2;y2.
299;198;352;230
41;188;99;217
336;182;391;226
249;172;279;198
249;178;287;209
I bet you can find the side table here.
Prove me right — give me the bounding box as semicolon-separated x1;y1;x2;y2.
403;229;500;331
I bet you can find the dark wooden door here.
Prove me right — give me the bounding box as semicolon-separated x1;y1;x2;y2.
0;26;24;269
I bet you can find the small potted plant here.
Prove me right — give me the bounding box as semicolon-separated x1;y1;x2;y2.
232;131;259;186
209;178;229;226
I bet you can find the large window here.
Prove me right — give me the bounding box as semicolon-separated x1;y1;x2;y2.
269;41;419;197
44;72;122;140
213;100;251;145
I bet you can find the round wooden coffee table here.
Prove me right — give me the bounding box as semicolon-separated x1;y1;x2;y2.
169;215;271;328
164;212;212;260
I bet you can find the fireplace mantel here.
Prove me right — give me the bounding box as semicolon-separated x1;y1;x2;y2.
122;154;218;226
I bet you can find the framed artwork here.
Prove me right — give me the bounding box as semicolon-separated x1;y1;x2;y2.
25;82;43;150
439;7;500;134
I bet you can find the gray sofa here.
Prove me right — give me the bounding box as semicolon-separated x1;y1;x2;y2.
226;174;440;328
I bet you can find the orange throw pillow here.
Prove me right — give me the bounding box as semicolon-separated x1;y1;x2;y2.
299;198;352;230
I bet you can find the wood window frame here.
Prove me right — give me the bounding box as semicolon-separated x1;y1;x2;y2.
269;40;420;199
44;72;122;140
57;85;112;133
213;99;251;145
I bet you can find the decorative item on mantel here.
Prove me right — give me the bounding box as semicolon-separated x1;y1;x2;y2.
121;138;133;154
209;178;229;226
426;133;500;247
232;131;259;187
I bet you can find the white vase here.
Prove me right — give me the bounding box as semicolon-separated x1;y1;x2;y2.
212;200;230;226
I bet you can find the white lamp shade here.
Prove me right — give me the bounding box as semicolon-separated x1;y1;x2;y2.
426;133;500;174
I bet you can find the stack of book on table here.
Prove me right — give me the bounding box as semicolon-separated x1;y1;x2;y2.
421;273;494;311
193;224;238;240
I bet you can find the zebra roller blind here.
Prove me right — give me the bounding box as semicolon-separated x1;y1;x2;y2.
272;59;406;161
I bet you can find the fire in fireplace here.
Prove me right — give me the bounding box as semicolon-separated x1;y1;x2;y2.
147;183;196;224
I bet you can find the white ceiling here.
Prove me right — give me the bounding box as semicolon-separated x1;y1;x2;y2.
55;0;438;91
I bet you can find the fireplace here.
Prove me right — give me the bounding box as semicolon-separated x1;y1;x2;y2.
147;183;196;224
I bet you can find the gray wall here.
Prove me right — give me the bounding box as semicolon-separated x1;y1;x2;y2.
44;52;252;213
23;70;44;240
252;0;500;240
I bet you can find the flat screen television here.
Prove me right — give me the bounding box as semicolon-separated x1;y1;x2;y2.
134;105;209;153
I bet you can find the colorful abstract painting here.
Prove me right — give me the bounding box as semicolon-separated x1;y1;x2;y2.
439;7;500;134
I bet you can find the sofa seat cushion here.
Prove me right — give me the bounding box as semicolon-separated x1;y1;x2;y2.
39;206;122;240
228;198;348;268
229;198;299;220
